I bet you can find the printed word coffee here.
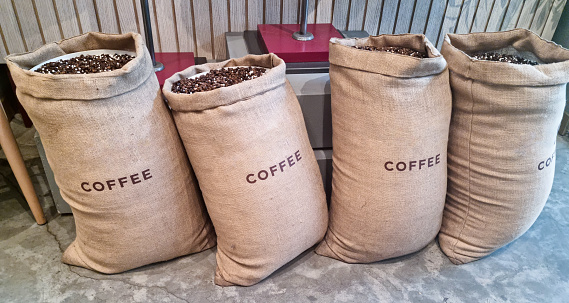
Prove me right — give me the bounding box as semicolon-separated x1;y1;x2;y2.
384;154;441;172
81;169;152;192
246;150;302;184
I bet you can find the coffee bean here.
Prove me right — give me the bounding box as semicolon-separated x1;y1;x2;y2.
35;53;135;74
472;52;538;65
171;66;267;94
352;45;427;58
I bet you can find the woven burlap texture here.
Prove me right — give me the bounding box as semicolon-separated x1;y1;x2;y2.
163;54;328;286
6;32;216;273
315;34;452;263
439;29;569;264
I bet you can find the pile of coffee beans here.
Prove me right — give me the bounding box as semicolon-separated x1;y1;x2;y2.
35;53;135;74
353;45;427;58
472;52;538;65
171;66;267;94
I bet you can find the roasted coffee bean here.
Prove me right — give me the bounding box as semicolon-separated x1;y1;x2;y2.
35;53;135;74
171;66;267;94
353;45;427;58
472;52;538;65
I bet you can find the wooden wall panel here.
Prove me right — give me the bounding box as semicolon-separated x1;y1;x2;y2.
500;0;524;30
437;0;463;47
265;0;281;24
424;0;448;44
542;0;567;39
12;0;44;51
0;0;26;54
192;0;212;58
74;0;100;34
516;0;540;28
363;0;383;35
93;0;120;34
348;0;368;31
173;0;195;52
455;0;479;34
0;0;567;63
485;0;509;32
409;0;432;34
378;0;399;34
211;0;228;59
332;0;349;30
315;0;332;23
247;0;263;30
393;0;416;34
53;0;81;38
530;0;554;34
229;0;246;31
115;0;139;34
154;0;178;52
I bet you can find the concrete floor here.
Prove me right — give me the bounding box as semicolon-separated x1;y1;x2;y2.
1;136;568;303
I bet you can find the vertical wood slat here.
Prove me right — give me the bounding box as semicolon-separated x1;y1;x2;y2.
248;0;263;30
500;0;524;30
469;0;492;32
515;0;540;29
33;0;63;42
306;0;316;23
211;0;228;59
230;0;247;31
53;0;81;38
0;0;26;54
315;0;332;23
409;0;433;34
378;0;399;34
363;0;382;35
193;0;212;58
74;0;99;33
530;0;554;34
541;0;567;39
348;0;368;31
93;0;120;34
115;0;139;34
424;0;448;43
173;0;195;52
485;0;509;32
265;0;281;24
12;0;44;51
394;0;416;34
332;0;350;30
133;0;146;38
155;0;178;52
436;0;463;48
455;0;479;34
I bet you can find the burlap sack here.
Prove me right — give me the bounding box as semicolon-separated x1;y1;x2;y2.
439;29;569;264
162;54;328;286
315;35;451;263
6;32;216;273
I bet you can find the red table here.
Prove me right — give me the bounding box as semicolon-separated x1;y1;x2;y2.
257;24;342;63
154;52;195;87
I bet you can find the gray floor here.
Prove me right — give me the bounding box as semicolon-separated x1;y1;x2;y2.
1;136;568;303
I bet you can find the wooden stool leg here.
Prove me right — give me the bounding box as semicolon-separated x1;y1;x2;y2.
0;103;46;225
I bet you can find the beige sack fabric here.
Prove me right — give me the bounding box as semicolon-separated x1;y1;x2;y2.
315;35;452;263
439;29;569;265
163;54;328;286
6;32;216;273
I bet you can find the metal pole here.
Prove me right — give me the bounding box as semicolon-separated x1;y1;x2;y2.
293;0;314;41
140;0;164;71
